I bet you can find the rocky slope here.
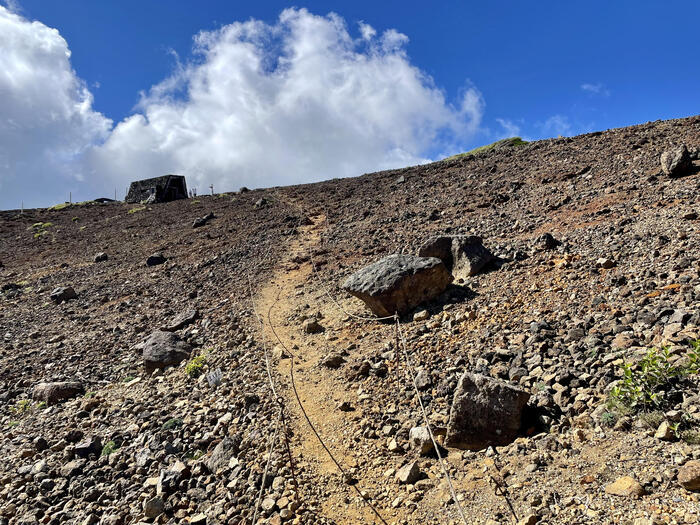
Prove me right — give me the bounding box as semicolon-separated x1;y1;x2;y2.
0;115;699;525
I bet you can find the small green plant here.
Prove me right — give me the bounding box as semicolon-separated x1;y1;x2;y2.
185;449;204;460
79;226;87;231
12;399;32;414
608;342;700;415
7;421;19;428
185;355;207;378
101;440;118;456
191;199;200;205
72;216;79;222
122;375;136;383
162;418;183;431
600;411;617;427
47;202;71;211
445;137;528;161
36;401;47;410
84;391;96;399
128;206;146;214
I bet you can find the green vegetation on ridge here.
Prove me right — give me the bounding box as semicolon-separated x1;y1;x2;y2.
444;136;528;161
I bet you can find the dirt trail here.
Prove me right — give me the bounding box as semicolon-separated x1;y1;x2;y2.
254;213;407;523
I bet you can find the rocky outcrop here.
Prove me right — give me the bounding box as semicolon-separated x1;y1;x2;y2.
660;145;693;177
445;372;530;450
418;235;494;279
342;254;452;317
137;331;191;373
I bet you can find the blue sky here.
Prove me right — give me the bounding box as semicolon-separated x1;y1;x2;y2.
1;0;699;208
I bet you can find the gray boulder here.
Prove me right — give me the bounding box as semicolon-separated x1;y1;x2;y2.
137;331;191;373
162;309;198;331
206;437;239;475
341;254;452;317
445;372;530;450
32;381;84;404
50;286;77;304
660;145;693;177
418;235;494;279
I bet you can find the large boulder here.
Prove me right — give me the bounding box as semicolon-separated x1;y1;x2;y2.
418;235;494;279
137;331;192;373
660;145;693;177
341;255;452;317
32;381;84;404
445;372;530;450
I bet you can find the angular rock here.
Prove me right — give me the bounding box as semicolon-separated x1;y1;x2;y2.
409;426;433;456
32;381;84;405
146;253;166;266
206;437;239;475
660;145;692;177
604;476;645;497
418;235;494;278
415;370;432;391
162;309;198;331
395;461;421;484
93;252;108;263
143;497;164;518
445;372;530;450
50;286;77;304
302;319;324;334
137;331;191;373
678;460;700;491
74;436;102;459
342;254;452;317
534;233;560;251
192;212;215;228
321;353;345;369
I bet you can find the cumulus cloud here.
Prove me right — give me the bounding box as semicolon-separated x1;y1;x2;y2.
85;8;483;197
0;5;111;209
1;7;484;209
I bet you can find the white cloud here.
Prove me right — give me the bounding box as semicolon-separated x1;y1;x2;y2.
581;82;610;97
1;7;484;208
0;6;111;209
538;114;573;137
85;8;483;197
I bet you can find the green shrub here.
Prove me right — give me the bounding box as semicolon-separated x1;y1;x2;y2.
162;418;183;431
608;342;700;414
101;440;118;456
185;355;207;378
445;137;528;161
127;206;146;214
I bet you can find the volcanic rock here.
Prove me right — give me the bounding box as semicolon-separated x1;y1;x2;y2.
342;254;452;317
162;308;198;331
50;286;77;303
445;372;530;450
32;381;84;404
660;145;693;177
137;331;191;373
146;253;166;266
418;235;494;278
